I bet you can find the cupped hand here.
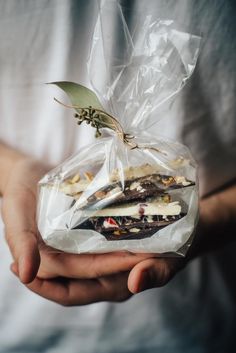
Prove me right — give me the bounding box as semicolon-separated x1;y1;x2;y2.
3;158;175;305
1;158;47;283
3;151;234;306
31;249;186;305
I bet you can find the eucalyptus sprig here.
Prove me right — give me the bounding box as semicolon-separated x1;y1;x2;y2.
74;106;105;138
54;97;124;138
51;81;126;139
50;81;163;154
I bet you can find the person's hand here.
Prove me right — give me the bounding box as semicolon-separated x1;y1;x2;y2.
33;248;186;304
1;158;47;283
0;157;154;304
20;177;236;306
3;150;236;306
1;156;186;305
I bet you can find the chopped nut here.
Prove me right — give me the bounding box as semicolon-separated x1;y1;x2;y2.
113;230;121;236
70;173;80;184
107;186;121;197
169;157;187;169
162;176;174;186
163;194;171;203
147;216;153;223
129;228;140;233
130;181;140;190
174;176;191;186
109;168;119;182
74;192;82;200
84;172;94;181
61;179;90;195
137;185;144;192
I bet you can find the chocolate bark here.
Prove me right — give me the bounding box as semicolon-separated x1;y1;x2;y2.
85;173;194;207
77;214;185;240
67;170;194;241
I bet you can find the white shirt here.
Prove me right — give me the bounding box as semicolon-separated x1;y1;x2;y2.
0;1;236;352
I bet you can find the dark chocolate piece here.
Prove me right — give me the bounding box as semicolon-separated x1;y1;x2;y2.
73;173;193;241
85;174;194;208
76;213;185;240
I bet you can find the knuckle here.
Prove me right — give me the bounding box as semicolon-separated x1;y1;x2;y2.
113;292;132;303
158;263;172;286
58;298;73;307
149;262;171;288
163;264;171;282
156;258;185;287
110;285;132;303
88;256;103;278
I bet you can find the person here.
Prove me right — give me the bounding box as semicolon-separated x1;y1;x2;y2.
0;1;236;352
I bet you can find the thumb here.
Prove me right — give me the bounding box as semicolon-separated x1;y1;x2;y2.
2;190;40;284
128;258;185;294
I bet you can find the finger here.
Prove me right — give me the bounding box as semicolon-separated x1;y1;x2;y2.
27;272;131;306
2;189;40;283
37;249;151;279
128;258;185;294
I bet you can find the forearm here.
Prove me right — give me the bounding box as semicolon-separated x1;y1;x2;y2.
188;182;236;258
0;142;27;196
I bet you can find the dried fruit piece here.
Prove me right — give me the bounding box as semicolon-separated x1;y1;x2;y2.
103;217;119;229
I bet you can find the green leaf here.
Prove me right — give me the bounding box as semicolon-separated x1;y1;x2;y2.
49;81;122;138
50;81;104;111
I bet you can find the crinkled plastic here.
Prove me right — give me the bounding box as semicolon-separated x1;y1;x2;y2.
37;1;201;255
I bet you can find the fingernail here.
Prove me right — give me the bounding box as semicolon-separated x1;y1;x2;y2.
137;270;151;293
10;262;19;276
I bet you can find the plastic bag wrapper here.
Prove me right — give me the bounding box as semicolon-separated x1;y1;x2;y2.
37;2;201;255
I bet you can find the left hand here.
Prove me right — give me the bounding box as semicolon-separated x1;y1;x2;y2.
2;155;185;306
11;247;186;306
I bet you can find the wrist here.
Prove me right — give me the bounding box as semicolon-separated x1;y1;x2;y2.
0;143;28;196
187;184;236;260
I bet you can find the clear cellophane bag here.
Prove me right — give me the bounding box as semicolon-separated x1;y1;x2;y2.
37;1;201;255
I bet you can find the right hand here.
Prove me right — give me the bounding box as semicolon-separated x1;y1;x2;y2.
1;158;48;282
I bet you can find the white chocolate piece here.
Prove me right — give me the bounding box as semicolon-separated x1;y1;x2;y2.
84;200;181;217
60;163;192;196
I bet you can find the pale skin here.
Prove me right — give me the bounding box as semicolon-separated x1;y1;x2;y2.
1;142;236;306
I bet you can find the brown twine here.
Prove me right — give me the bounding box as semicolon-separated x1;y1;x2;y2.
54;98;164;154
